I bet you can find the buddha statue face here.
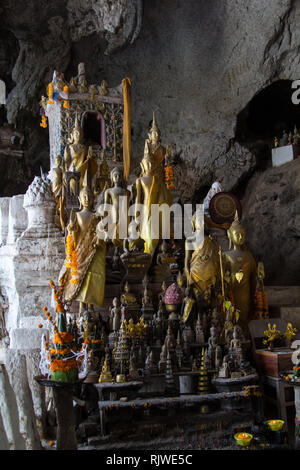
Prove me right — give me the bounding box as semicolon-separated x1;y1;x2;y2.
149;127;160;145
54;155;62;167
111;168;122;186
228;225;246;247
72;128;82;144
79;187;93;209
141;156;154;176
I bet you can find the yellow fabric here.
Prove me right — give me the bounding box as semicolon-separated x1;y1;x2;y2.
122;77;132;181
182;298;195;323
190;237;219;295
75;244;106;307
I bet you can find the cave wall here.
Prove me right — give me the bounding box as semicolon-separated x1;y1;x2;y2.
0;0;300;283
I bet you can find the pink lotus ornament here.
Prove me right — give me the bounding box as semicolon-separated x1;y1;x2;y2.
164;283;183;318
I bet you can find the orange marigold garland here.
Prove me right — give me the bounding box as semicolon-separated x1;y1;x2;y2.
63;85;70;109
65;233;79;284
47;82;54;105
164;146;175;190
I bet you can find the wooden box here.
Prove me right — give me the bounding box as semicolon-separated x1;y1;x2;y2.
255;348;293;377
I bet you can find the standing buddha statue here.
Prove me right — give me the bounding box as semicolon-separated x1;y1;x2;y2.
224;212;256;330
52;154;66;231
185;210;220;307
59;178;107;314
64;115;97;194
135;114;173;257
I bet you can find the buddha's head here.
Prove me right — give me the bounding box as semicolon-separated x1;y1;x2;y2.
54;155;62;168
111;167;122;186
72;116;83;144
148;112;161;145
112;297;120;307
227;212;246;249
191;209;204;232
78;186;93;209
140;154;154;176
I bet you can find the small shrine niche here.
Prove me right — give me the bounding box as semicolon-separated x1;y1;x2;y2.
82;111;106;148
45;63;125;173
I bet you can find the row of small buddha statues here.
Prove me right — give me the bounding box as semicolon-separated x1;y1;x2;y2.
65;266;255;388
274;125;300;148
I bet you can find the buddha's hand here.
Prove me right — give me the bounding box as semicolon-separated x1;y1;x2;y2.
68;210;77;231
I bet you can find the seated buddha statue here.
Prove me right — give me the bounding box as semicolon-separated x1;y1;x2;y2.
224;212;256;331
121;281;138;307
184;210;220;307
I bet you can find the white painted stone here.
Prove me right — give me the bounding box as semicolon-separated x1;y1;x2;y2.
0;197;10;246
6;195;28;245
0;364;26;450
0;408;9;450
5;350;41;449
10;328;49;350
272;145;294;167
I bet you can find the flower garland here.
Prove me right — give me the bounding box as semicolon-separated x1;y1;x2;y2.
47;82;54;105
65;233;79;284
255;286;269;319
164;146;175;190
63;85;70;109
40;115;47;128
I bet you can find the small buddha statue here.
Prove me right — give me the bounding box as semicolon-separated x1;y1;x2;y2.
111;297;121;332
158;281;167;303
104;167;131;246
181;287;196;325
218;355;230;378
129;355;140;380
100;80;108;95
121;281;138;306
69;77;77;93
229;325;243;357
280;130;289;146
145;350;157;374
177;271;186;295
195;314;205;345
156;240;176;266
208;325;218;346
158;344;168;373
215;345;223;370
224;212;256;330
274;136;279;148
123;219;145;254
99;359;113;383
52;154;66;231
80;78;88;93
293;126;300;146
164;324;175;350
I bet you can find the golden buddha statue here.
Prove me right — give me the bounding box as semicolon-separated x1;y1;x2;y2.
144;112;166;179
104;167;131;246
59;180;107;314
52;155;66;231
135;151;173;257
99;359;113;383
100;80;108;95
121;281;138;307
224;212;256;330
64;116;97;194
185;210;220;307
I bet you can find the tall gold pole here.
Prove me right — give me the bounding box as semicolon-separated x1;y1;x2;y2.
218;246;225;311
